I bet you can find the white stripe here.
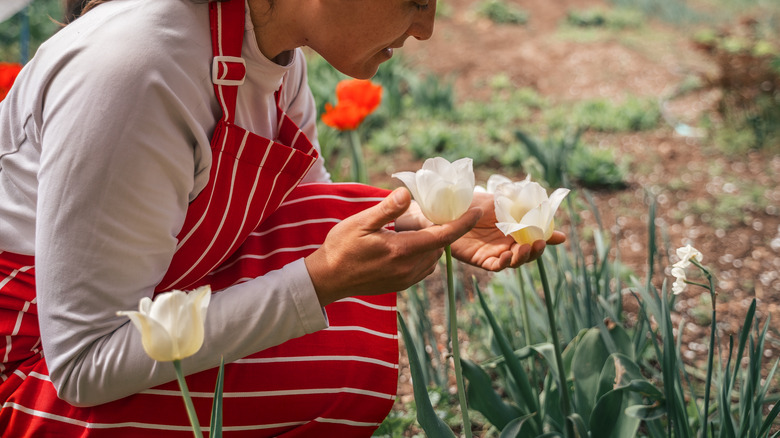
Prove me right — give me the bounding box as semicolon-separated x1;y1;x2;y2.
256;147;296;225
208;244;321;275
10;300;30;337
3;402;376;432
4;401;319;432
276;110;287;139
316;416;383;427
2;402;197;431
29;371;50;381
215;137;272;268
1;336;10;365
337;297;397;312
165;130;250;288
325;325;398;340
0;265;32;291
248;218;341;238
281;195;385;207
167;126;231;256
141;386;395;400
13;369;26;380
235;355;398;369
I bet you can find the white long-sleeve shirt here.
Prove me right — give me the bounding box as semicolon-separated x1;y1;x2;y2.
0;0;331;406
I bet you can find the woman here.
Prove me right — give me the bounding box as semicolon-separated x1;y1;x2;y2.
0;0;561;435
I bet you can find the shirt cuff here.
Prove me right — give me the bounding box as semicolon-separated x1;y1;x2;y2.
286;258;328;333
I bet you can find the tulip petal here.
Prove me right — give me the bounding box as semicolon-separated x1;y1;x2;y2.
118;310;178;362
496;221;545;245
391;171;422;203
394;158;475;225
486;174;512;193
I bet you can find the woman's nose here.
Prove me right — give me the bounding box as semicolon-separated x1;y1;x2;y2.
408;2;436;41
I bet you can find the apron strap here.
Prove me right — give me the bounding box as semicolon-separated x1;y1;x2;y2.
209;0;246;124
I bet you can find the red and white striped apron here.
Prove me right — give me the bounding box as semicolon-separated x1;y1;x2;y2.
0;1;398;436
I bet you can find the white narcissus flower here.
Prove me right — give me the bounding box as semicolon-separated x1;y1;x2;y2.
392;157;475;225
669;244;703;295
674;244;703;268
671;266;688;294
117;285;211;362
491;175;570;246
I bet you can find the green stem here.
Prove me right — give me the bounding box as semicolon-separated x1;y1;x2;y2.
446;245;472;438
173;360;204;438
537;258;574;437
517;268;534;350
698;263;716;438
517;268;540;400
348;129;367;184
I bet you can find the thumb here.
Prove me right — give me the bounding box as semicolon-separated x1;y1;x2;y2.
357;187;411;231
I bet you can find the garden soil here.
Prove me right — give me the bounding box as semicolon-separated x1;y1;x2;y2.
381;0;780;433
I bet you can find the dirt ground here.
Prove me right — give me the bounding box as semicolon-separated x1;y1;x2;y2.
388;0;780;432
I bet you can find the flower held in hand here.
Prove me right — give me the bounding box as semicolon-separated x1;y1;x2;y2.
392;157;475;224
321;79;383;131
117;285;211;362
492;175;570;245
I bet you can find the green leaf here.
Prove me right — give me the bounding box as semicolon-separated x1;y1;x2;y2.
758;394;780;438
590;388;642;437
461;358;522;430
397;312;456;438
498;413;537;438
567;413;589;438
625;403;667;421
595;353;645;400
570;328;609;424
475;281;540;427
625;379;664;401
209;356;225;438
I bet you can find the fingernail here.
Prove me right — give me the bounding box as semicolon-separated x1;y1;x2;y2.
392;189;405;206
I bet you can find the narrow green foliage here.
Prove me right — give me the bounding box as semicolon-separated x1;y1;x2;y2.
476;0;529;25
397;312;456;438
209;357;225;438
474;280;541;433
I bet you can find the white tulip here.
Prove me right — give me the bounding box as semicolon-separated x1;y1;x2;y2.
474;174;512;194
117;285;211;362
392;157;475;225
492;175;570;246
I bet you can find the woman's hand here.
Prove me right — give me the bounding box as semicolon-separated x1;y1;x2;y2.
450;191;566;271
305;188;482;305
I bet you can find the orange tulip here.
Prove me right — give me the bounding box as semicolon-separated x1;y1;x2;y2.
321;79;382;131
0;63;23;102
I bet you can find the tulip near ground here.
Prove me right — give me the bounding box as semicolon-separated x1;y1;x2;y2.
491;175;570;246
392;157;475;225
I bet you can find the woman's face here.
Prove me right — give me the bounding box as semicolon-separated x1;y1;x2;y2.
308;0;436;79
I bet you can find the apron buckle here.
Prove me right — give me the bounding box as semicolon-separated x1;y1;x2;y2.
212;56;246;86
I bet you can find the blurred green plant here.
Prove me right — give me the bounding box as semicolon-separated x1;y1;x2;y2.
545;96;661;133
565;7;644;30
607;0;701;25
515;129;629;190
693;23;780;153
0;0;63;63
475;0;529;25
